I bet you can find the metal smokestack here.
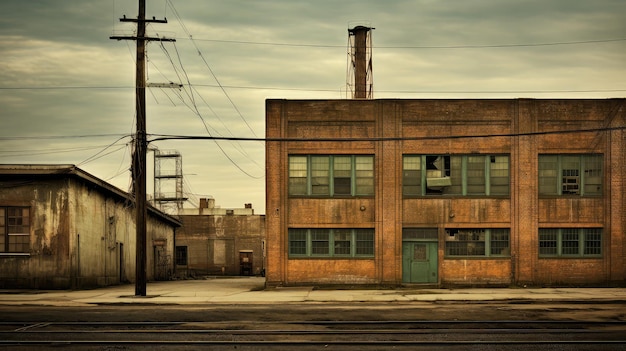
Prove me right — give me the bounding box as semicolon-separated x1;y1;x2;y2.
348;25;374;99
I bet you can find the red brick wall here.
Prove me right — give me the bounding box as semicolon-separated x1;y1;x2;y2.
287;259;377;285
266;98;626;287
441;259;512;286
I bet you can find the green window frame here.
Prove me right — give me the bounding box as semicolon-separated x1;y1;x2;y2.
445;228;510;257
538;228;602;257
403;155;509;196
288;155;374;197
288;228;375;258
538;154;603;196
0;207;30;253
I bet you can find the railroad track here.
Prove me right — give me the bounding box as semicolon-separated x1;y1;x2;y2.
1;320;625;350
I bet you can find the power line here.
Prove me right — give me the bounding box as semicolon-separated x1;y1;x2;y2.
167;0;259;139
0;86;133;90
0;133;131;141
2;84;624;94
0;143;127;158
149;125;626;143
78;135;130;166
190;85;626;95
179;37;626;49
153;37;263;178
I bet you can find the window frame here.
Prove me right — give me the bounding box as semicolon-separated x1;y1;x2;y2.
288;228;375;258
0;206;30;254
288;155;374;197
175;246;188;266
538;228;602;258
538;154;603;197
444;228;510;258
403;155;510;197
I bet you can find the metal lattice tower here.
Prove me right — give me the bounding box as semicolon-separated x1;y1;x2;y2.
347;25;374;99
153;149;187;214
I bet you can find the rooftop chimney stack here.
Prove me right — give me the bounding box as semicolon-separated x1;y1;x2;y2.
347;25;374;99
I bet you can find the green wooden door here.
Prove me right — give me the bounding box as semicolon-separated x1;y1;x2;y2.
402;242;438;283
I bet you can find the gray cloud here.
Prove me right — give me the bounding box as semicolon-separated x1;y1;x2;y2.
1;0;624;213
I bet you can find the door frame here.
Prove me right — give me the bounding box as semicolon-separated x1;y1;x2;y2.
402;240;439;284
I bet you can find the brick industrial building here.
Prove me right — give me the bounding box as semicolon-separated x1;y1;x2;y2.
176;198;265;277
265;98;625;287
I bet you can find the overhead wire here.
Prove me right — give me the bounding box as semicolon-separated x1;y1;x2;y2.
155;37;260;173
148;124;626;143
78;135;131;166
166;0;259;139
1;84;624;94
0;133;130;141
178;37;626;49
0;143;127;158
147;1;263;178
105;142;131;182
147;39;264;178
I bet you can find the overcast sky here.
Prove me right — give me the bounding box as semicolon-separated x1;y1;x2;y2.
1;0;624;214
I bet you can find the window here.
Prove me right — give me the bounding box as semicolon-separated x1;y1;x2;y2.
175;246;188;265
288;229;307;255
0;207;30;253
403;155;509;196
539;154;602;196
288;156;308;195
355;229;375;255
288;155;374;197
288;228;374;258
311;229;329;255
333;229;352;255
403;228;439;241
445;228;510;257
538;228;602;257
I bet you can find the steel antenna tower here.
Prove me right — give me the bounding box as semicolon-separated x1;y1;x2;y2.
154;149;187;214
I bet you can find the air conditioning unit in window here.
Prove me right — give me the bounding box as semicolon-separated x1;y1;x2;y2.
426;170;452;188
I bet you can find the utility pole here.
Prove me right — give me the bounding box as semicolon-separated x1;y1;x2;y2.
110;0;174;296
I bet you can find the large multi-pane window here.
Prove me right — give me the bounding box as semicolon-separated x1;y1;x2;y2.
0;207;30;253
445;228;510;257
289;155;374;197
539;154;602;196
288;228;374;258
539;228;602;257
403;155;509;196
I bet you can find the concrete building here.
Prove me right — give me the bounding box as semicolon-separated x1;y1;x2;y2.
176;198;265;276
265;98;625;287
0;164;181;289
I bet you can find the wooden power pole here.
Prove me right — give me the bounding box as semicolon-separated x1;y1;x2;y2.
110;0;174;296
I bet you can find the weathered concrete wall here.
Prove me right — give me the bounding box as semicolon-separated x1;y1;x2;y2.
0;175;177;289
0;179;71;288
266;98;626;287
68;178;175;287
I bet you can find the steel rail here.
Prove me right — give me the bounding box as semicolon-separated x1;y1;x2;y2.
0;328;615;334
2;320;625;326
1;340;626;346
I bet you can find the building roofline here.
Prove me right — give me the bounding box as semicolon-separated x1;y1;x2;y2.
266;97;626;103
0;164;181;227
